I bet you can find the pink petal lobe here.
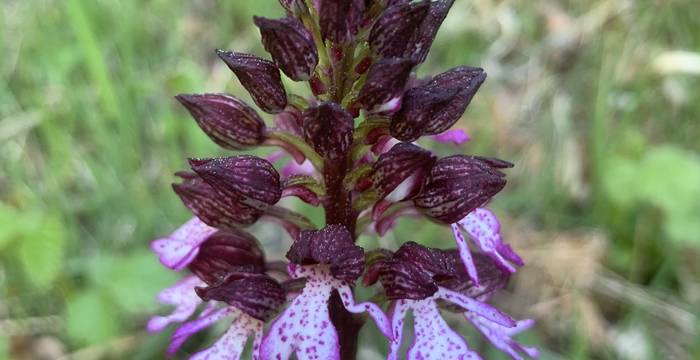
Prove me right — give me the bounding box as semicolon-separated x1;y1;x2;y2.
436;287;515;327
260;266;340;360
386;300;410;360
190;310;264;360
465;314;539;360
147;276;204;332
336;284;392;339
431;129;471;145
458;208;524;273
151;217;217;270
450;223;480;284
168;307;231;355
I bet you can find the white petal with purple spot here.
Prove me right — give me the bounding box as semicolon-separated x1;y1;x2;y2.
190;309;264;360
147;276;205;332
151;217;217;270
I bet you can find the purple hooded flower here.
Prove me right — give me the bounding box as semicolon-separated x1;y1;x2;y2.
190;156;282;210
369;0;430;59
260;225;392;360
357;58;415;112
172;171;263;230
391;66;486;141
371;142;436;203
413;155;511;224
379;242;535;360
319;0;366;44
254;16;319;81
187;229;266;285
217;50;288;114
176;93;267;150
302;102;354;159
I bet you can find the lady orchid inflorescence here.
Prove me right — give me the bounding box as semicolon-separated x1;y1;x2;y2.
148;0;538;359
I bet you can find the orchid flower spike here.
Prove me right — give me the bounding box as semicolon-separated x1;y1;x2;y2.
149;0;537;358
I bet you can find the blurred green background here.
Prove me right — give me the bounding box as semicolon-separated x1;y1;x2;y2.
1;0;699;359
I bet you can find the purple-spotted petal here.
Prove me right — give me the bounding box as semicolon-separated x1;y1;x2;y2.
450;223;479;285
336;284;392;339
465;314;539;360
386;300;410;360
432;129;471;145
190;310;264;360
407;298;481;360
457;208;524;273
151;217;217;270
168;306;231;355
259;266;341;360
147;276;204;332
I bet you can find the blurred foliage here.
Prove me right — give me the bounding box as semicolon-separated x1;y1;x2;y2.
1;0;700;359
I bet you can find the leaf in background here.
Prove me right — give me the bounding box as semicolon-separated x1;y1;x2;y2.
66;290;120;346
89;251;177;312
602;156;640;207
18;215;67;289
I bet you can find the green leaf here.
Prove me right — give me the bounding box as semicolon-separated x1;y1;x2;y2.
602;156;640;207
18;216;67;289
66;290;120;346
89;251;177;313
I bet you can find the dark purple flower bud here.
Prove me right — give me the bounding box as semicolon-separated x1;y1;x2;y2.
319;0;366;44
368;0;430;59
196;274;285;321
188;229;266;286
413;155;511;224
190;156;282;210
371;142;436;201
357;58;414;112
286;224;364;282
216;50;287;114
172;172;263;228
254;16;319;81
379;241;457;300
412;0;454;64
302;102;354;159
175;94;266;150
391;66;486;141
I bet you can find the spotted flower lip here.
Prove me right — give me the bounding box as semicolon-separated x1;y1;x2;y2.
172;171;263;229
391;66;486;141
302;102;354;160
187;229;266;286
413;154;510;224
176;93;267;150
216;50;288;114
319;0;366;44
371;142;436;202
189;155;282;210
254;16;318;81
357;58;415;112
286;224;364;282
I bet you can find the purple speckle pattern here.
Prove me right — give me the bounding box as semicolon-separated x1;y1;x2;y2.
260;265;391;360
147;275;204;332
432;129;471;145
190;309;264;360
465;314;540;360
456;208;524;274
150;217;216;270
450;223;480;285
388;286;524;360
